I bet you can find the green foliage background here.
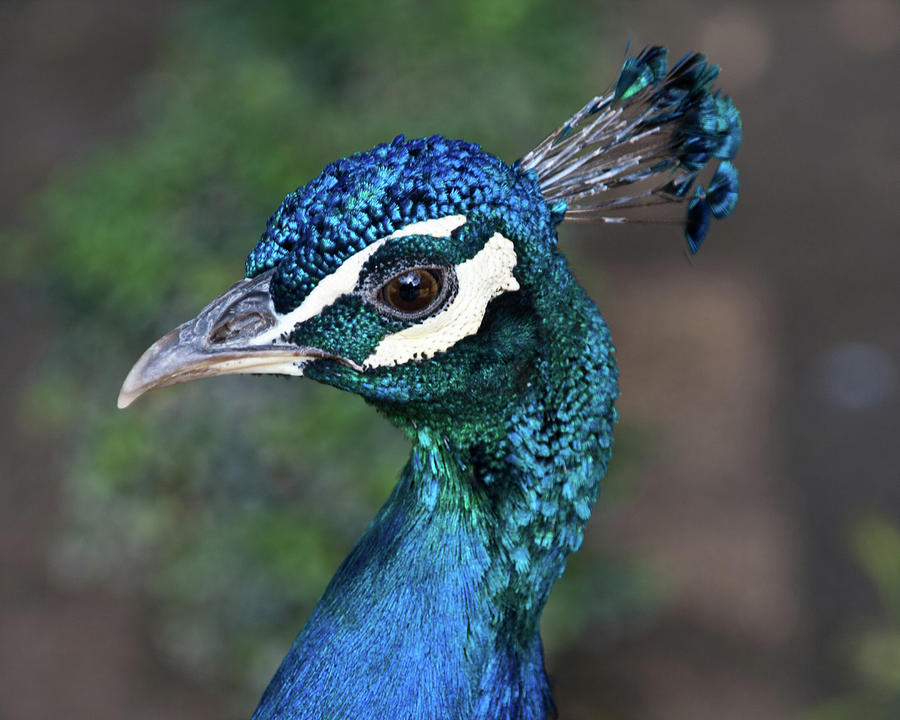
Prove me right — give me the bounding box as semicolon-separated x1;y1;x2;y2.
8;0;659;707
801;516;900;720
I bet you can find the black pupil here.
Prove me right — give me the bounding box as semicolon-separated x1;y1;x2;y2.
396;272;422;301
383;269;440;314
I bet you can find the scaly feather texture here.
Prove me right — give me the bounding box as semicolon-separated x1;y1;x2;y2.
119;45;740;720
255;244;616;720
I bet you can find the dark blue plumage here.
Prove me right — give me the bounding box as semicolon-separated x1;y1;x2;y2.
118;45;741;719
247;136;541;313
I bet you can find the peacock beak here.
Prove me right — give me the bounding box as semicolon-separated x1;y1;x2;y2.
117;270;359;409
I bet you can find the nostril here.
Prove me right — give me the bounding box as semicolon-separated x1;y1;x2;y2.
209;312;269;345
209;322;237;344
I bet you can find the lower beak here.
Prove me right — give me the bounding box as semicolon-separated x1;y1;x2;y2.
117;270;356;408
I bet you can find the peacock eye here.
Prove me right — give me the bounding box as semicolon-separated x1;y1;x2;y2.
381;268;442;316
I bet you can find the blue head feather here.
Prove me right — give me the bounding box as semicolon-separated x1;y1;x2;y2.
686;184;713;253
706;160;740;219
246;136;548;312
614;45;669;101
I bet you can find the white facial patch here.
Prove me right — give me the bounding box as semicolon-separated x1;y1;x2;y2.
254;215;467;346
363;232;520;369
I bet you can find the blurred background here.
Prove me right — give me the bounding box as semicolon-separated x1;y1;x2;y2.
2;0;898;718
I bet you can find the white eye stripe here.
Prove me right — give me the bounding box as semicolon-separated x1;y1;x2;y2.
386;215;469;241
363;232;519;369
255;215;467;345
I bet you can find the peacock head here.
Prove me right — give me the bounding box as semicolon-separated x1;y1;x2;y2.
118;136;564;431
119;47;741;439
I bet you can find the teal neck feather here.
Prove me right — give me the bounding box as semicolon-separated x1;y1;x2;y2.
253;253;618;720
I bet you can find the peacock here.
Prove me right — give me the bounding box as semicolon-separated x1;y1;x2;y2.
118;46;740;720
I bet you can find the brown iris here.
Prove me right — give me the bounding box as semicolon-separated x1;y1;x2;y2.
382;269;441;315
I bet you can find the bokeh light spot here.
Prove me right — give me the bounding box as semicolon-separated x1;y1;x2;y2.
817;341;897;411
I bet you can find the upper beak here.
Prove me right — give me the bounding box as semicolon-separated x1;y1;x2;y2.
117;270;357;409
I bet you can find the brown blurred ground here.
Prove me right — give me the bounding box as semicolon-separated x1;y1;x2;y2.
2;1;898;719
558;263;802;720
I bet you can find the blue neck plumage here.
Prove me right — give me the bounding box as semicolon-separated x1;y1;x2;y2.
253;272;618;720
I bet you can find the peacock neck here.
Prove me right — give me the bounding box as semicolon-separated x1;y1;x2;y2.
253;273;618;720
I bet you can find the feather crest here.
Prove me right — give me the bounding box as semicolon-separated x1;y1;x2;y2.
519;46;742;252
